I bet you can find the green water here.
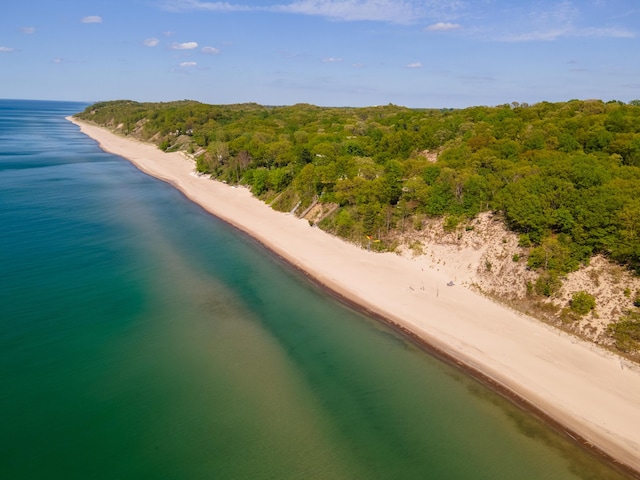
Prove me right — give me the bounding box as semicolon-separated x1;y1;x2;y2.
0;100;632;479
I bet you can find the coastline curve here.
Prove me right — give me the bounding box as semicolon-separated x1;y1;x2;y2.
67;116;640;477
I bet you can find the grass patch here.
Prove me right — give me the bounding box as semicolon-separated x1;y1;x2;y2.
608;311;640;353
560;307;581;323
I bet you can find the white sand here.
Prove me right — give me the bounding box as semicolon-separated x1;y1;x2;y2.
68;117;640;473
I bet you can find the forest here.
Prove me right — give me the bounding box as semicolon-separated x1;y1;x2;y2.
76;98;640;352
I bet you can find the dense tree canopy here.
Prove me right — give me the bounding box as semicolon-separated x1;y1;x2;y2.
77;99;640;277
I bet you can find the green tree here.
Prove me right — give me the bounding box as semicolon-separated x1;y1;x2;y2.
251;169;269;195
534;271;561;297
335;209;355;237
384;160;404;205
570;291;596;315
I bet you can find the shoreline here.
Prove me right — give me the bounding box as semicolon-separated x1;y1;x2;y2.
68;116;640;477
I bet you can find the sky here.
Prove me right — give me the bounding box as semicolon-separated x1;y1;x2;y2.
1;0;639;108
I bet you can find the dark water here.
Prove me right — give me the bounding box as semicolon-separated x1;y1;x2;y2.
0;99;631;479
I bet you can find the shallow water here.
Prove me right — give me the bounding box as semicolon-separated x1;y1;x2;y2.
0;99;631;479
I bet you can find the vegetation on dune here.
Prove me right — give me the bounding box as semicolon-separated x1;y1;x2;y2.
569;291;597;316
76;98;640;354
609;311;640;353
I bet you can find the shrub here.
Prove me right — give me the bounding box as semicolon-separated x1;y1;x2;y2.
608;312;640;352
560;307;580;323
570;291;596;315
527;247;546;269
526;280;534;296
444;215;461;232
534;272;561;297
518;234;532;247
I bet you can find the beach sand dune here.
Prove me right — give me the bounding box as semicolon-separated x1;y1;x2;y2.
68;117;640;475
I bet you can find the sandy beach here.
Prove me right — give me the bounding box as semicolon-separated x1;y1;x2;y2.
68;117;640;475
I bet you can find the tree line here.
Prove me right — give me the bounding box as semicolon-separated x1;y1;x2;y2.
77;99;640;278
77;98;640;352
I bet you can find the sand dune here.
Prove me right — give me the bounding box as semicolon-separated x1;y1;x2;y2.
68;117;640;475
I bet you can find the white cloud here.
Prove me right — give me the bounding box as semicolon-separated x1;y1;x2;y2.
406;62;423;68
52;57;63;63
503;29;568;42
528;0;576;26
144;38;160;47
322;57;342;62
172;41;198;49
21;27;36;34
497;1;636;42
0;46;15;52
180;61;197;67
503;25;635;42
274;0;425;24
81;16;103;24
458;74;494;84
577;27;635;38
159;0;467;25
160;0;251;12
201;46;220;54
159;1;634;40
426;22;461;31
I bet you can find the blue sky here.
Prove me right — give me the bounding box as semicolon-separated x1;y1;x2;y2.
1;0;639;108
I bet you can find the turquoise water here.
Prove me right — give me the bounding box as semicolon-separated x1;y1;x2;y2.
0;99;631;479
